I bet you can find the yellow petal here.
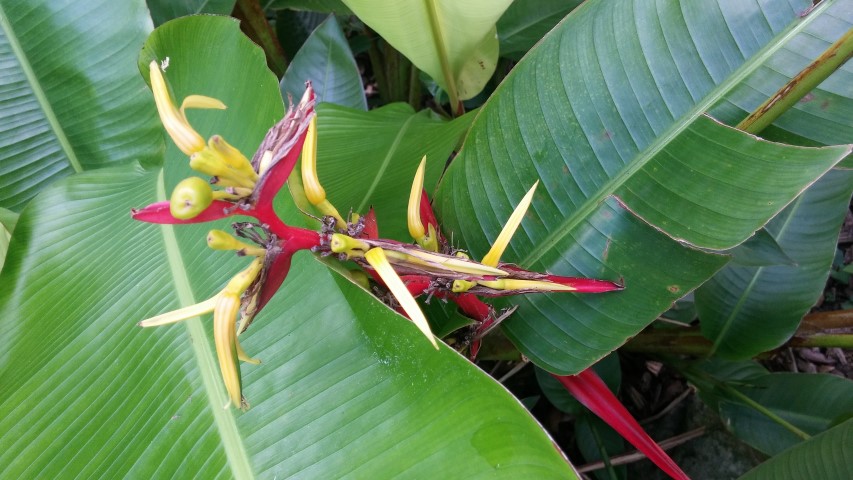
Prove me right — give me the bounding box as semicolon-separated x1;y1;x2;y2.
364;248;438;349
399;249;507;277
451;280;476;293
214;294;244;409
189;148;257;189
329;233;370;255
407;156;427;240
299;116;346;225
148;61;205;156
223;258;265;296
207;136;257;179
257;150;274;176
138;294;219;327
207;230;266;257
181;94;227;112
479;278;576;292
236;337;261;365
481;181;538;267
301;116;324;204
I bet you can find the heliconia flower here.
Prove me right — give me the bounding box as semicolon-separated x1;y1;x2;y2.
135;59;625;413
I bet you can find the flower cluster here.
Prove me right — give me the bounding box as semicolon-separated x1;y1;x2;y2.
134;60;622;410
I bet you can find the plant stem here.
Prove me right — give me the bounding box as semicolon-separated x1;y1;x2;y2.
407;62;422;110
788;334;853;348
233;0;288;77
366;29;390;104
382;41;412;103
623;325;853;354
737;27;853;134
800;308;853;332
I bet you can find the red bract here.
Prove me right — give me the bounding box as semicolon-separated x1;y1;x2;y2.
131;199;236;224
555;370;691;480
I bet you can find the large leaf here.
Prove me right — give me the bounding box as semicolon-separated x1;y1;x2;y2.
690;360;853;456
280;15;366;110
0;0;161;212
697;169;853;357
496;0;583;61
341;0;513;103
739;418;853;480
434;0;852;374
697;2;853;357
708;0;853;149
303;102;473;240
0;16;576;478
695;369;853;456
146;0;237;26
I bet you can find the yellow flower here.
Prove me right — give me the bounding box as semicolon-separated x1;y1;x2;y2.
148;60;226;156
139;253;265;410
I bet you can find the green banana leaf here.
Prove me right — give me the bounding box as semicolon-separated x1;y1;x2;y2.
708;0;852;150
434;0;852;374
697;169;853;357
715;373;853;456
496;0;584;61
0;16;577;478
738;418;853;480
280;15;366;110
726;229;795;267
690;360;853;456
0;0;161;212
341;0;513;104
147;0;237;26
697;2;853;357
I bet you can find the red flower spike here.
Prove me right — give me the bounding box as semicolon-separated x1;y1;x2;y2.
131;200;236;224
554;370;690;480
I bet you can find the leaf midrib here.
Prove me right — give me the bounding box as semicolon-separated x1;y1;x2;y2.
0;3;83;174
423;0;457;102
519;0;833;267
355;113;418;213
156;169;254;480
